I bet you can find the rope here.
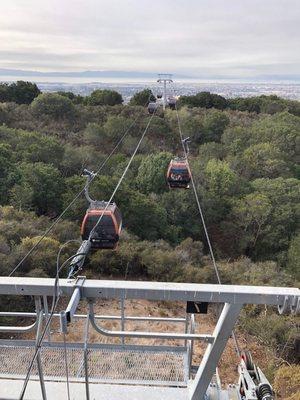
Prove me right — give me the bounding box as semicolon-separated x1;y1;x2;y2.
9;107;147;277
172;85;240;356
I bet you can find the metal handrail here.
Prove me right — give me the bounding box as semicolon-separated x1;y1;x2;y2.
88;303;214;343
0;311;187;323
0;312;39;333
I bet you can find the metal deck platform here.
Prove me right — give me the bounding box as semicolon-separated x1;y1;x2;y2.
0;340;188;387
0;277;298;400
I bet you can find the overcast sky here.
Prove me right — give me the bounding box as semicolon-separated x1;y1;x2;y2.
1;0;300;79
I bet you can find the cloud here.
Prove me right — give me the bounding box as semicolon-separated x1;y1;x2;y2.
0;0;299;78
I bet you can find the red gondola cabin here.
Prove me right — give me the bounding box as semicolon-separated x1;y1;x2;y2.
167;159;191;189
81;201;122;249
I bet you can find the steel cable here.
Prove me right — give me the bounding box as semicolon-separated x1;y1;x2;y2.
18;107;157;399
9;105;147;277
171;84;240;356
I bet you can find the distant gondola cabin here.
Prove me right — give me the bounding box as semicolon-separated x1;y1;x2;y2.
148;102;158;114
81;202;122;249
168;97;176;110
167;159;191;189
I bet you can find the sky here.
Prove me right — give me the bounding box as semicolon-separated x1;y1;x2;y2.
1;0;300;79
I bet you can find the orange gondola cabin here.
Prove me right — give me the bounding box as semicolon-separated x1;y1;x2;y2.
167;158;191;189
81;201;122;249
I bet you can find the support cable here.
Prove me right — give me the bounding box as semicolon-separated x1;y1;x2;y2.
18;110;156;398
172;85;240;356
9;106;147;278
18;251;87;399
89;112;156;239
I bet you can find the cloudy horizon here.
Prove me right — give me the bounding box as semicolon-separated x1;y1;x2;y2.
1;0;300;80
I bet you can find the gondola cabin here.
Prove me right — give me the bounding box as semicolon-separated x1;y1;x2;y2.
167;159;191;189
148;102;158;114
81;201;122;249
168;96;176;110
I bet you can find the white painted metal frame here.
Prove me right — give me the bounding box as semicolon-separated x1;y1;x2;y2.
0;277;298;400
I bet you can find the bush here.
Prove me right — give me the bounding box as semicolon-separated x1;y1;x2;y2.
273;365;300;399
86;89;123;106
31;93;75;119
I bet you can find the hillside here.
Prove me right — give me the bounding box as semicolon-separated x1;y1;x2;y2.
0;85;299;395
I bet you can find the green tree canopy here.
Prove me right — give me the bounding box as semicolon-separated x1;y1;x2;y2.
129;89;156;106
0;144;16;204
86;89;123;106
178;91;228;110
9;81;41;104
13;162;65;215
31;93;75;119
0;81;40;104
136;152;172;194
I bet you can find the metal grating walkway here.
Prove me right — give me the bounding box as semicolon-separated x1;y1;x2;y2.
0;341;188;386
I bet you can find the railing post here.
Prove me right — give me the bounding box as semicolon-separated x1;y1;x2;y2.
120;296;125;345
34;297;47;400
84;307;91;400
43;295;51;342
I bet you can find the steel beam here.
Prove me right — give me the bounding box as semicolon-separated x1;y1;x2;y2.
190;303;242;400
0;277;298;309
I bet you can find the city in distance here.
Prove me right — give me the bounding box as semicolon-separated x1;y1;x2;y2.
1;68;300;102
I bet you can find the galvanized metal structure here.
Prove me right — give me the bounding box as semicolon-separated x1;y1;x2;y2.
0;276;299;400
157;73;173;109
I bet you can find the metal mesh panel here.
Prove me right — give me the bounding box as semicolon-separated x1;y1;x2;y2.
0;343;187;386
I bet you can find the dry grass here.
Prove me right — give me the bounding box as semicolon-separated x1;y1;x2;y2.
18;297;276;386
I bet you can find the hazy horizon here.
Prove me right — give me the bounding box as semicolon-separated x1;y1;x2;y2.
1;1;299;81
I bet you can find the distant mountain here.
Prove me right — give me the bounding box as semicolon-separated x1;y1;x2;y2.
0;68;192;79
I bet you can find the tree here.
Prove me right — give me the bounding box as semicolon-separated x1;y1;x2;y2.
0;81;40;104
201;159;241;222
31;93;75;119
0;144;16;204
86;89;123;106
232;193;272;253
123;192;168;240
56;91;83;104
9;81;41;104
83;123;107;147
287;234;300;280
237;178;300;260
103;115;133;140
14;162;65;215
129;89;155;106
136;152;172;194
178;92;228;110
240;142;288;179
12;236;62;276
0;83;11;102
201;110;230;143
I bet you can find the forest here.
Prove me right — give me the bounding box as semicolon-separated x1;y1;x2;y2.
0;81;299;394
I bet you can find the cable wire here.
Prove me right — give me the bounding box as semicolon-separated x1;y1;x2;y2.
18;250;88;399
171;84;240;356
9;107;147;278
88;112;156;241
18;109;156;398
